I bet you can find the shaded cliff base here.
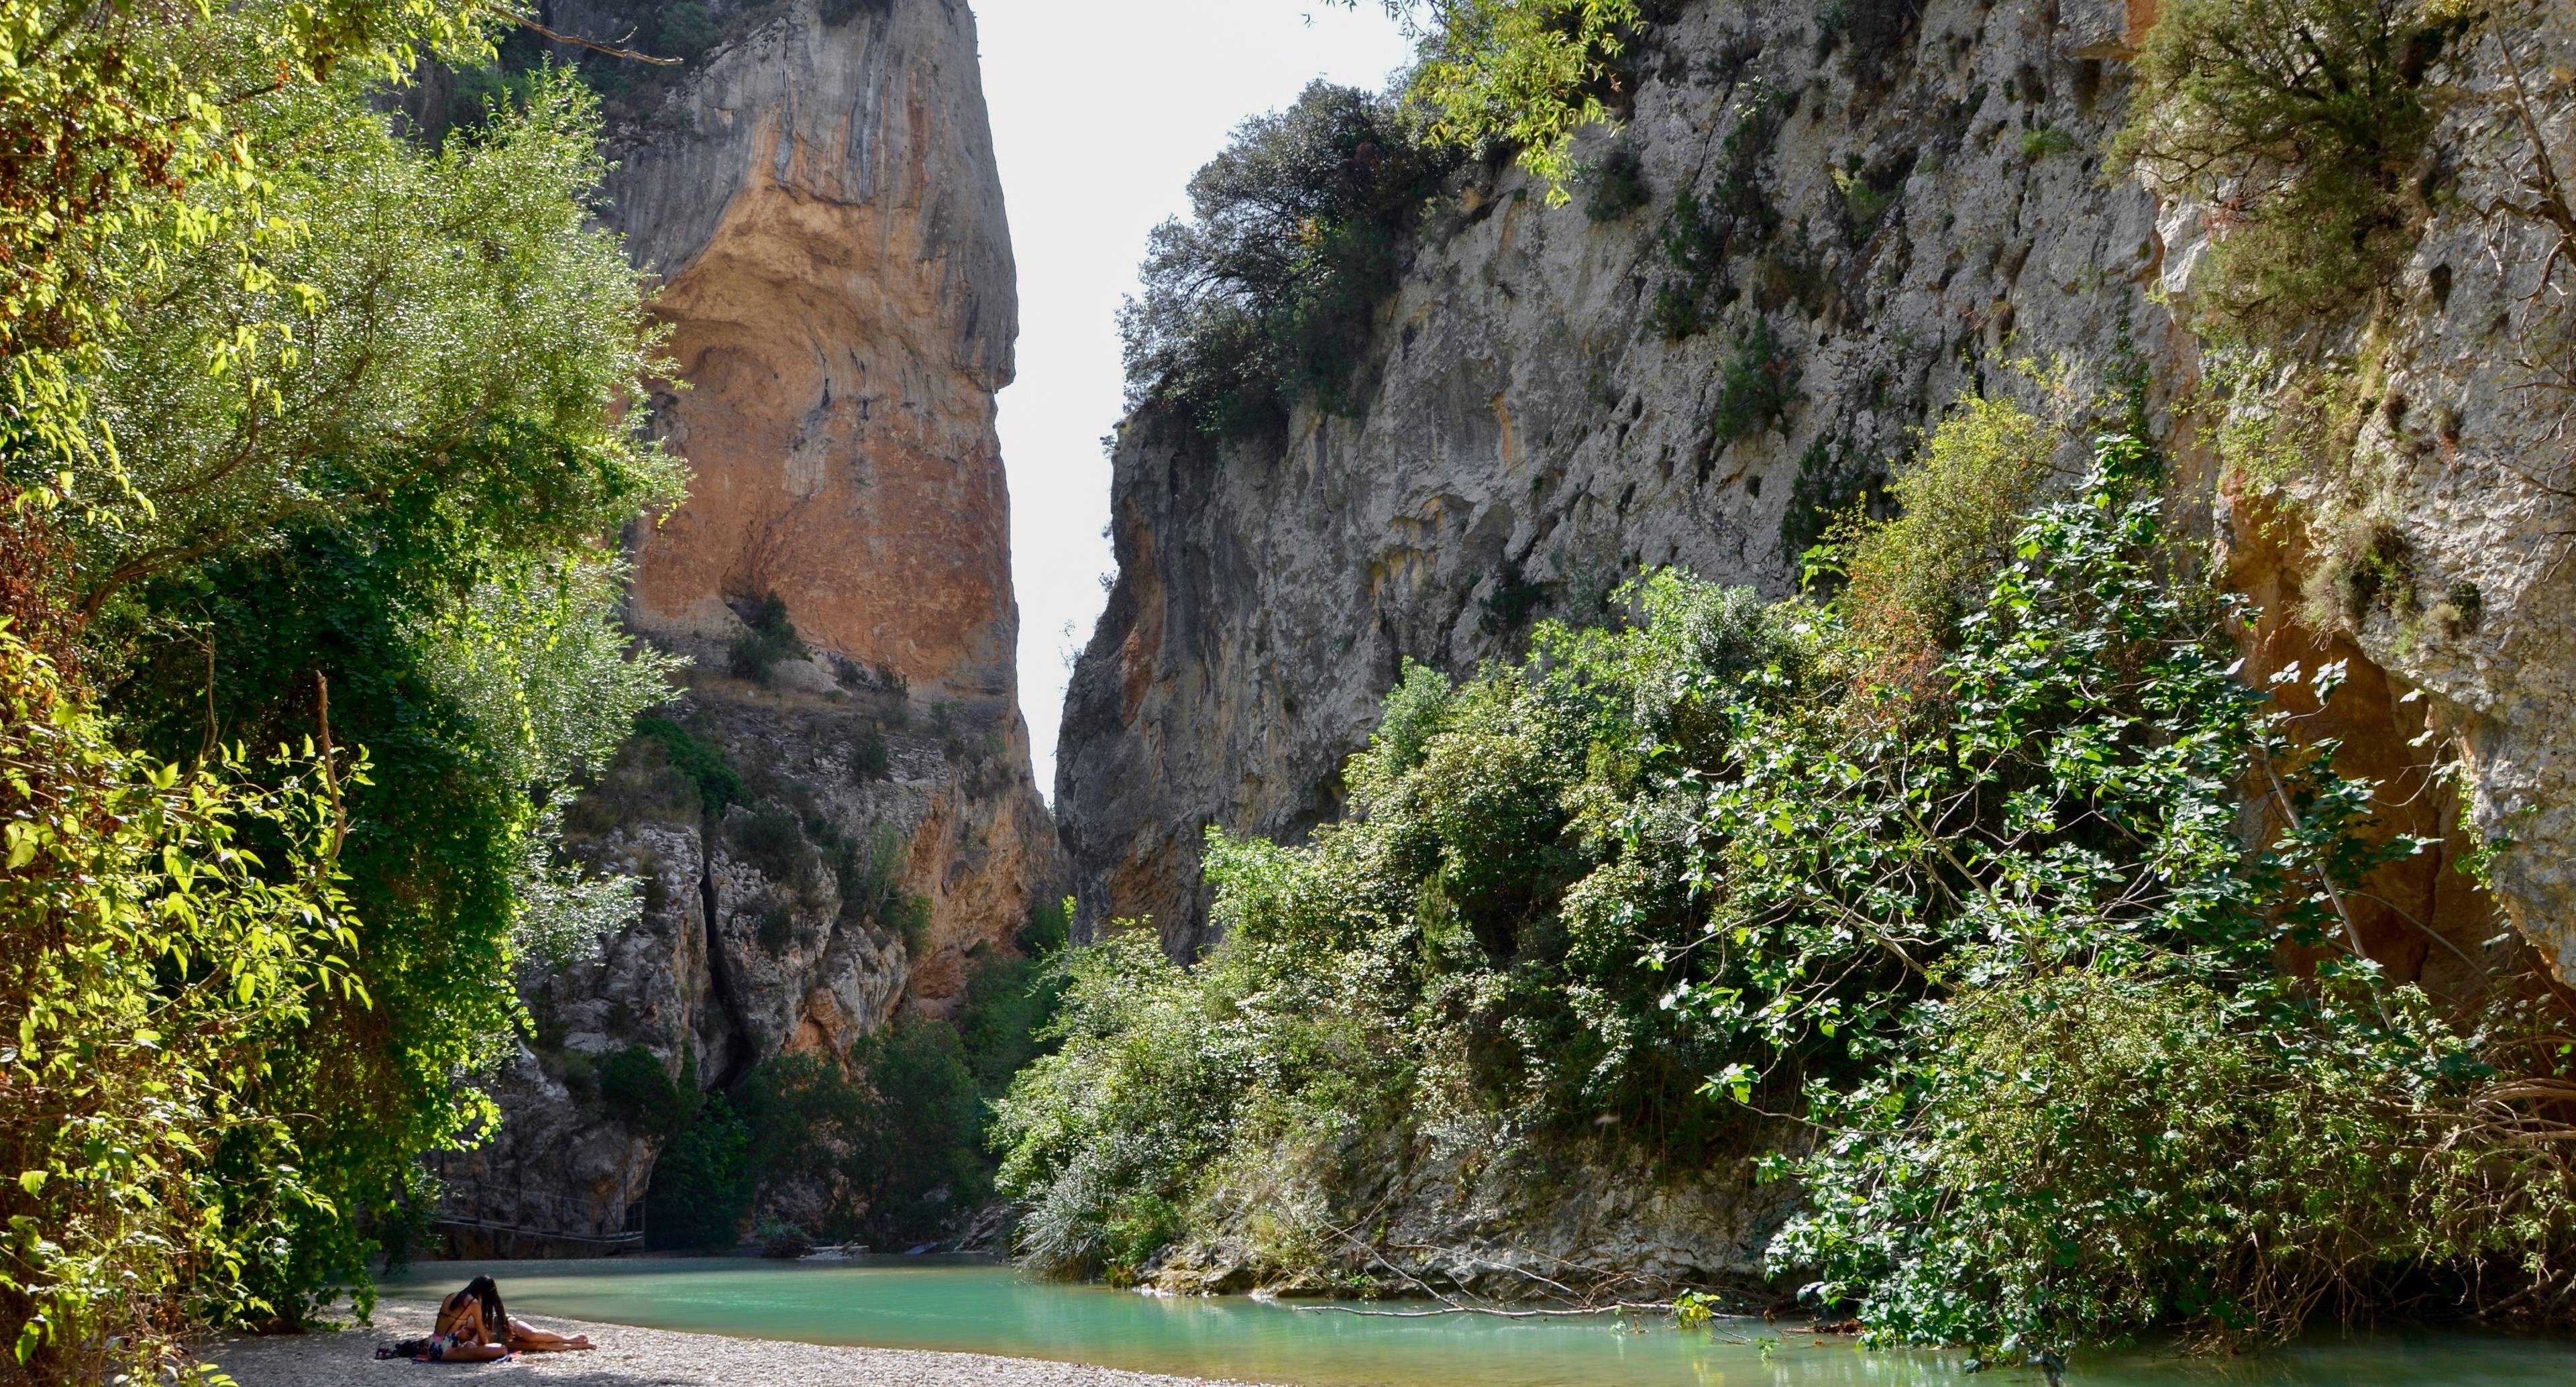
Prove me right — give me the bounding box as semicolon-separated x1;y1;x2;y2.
429;651;1061;1257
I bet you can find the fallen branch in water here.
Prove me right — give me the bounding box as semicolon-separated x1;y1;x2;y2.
1285;1298;1760;1345
1288;1299;1729;1322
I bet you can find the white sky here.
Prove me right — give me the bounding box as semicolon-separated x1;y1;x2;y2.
975;1;1414;799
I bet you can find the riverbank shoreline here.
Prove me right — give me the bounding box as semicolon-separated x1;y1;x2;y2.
206;1299;1269;1387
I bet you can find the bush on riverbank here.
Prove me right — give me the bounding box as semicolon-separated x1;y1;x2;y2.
996;409;2576;1343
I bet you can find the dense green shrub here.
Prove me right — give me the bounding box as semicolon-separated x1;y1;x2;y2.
997;421;2573;1340
447;62;541;133
1121;82;1462;439
1827;392;2059;679
1708;315;1799;443
835;821;931;950
997;577;1806;1285
632;714;743;814
2018;122;2076;160
2114;0;2451;333
959;899;1073;1095
0;624;362;1380
649;1;722;59
440;0;775;142
1584;145;1650;221
851;726;893;781
1828;155;1903;235
729;590;808;683
1647;83;1784;339
1647;190;1727;339
730;801;818;885
1780;433;1882;564
2;0;676;1358
1766;439;2575;1346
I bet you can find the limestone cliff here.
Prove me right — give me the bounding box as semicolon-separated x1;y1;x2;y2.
436;0;1057;1250
1065;0;2184;957
1059;0;2573;1278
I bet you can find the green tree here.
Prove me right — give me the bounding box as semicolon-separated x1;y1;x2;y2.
90;74;682;1317
2112;0;2449;332
66;68;678;621
0;0;685;1368
1121;82;1460;439
0;0;495;492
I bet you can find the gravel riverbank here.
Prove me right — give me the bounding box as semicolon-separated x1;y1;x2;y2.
207;1300;1268;1387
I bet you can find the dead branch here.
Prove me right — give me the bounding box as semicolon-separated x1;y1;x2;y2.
511;15;682;65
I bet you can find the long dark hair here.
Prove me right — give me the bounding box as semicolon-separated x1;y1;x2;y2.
462;1275;508;1341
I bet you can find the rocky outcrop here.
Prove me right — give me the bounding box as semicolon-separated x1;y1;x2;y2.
438;0;1056;1249
2176;10;2576;984
1149;1133;1795;1300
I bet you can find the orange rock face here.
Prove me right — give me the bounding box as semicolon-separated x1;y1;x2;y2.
631;120;1016;703
2220;482;2502;999
606;0;1057;1006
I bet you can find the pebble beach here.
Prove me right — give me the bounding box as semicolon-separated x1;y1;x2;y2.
207;1300;1266;1387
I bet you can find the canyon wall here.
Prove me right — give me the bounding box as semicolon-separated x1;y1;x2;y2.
438;0;1057;1248
1059;0;2572;1277
1065;0;2184;956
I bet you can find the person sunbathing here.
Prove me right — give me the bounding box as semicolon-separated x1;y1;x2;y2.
383;1276;594;1362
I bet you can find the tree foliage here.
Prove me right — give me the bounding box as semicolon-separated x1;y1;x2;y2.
0;0;684;1369
1121;82;1459;440
1329;0;1644;195
0;0;494;492
1766;438;2575;1348
1825;392;2063;685
2113;0;2455;332
1122;1;1659;440
69;67;677;620
1401;0;1643;193
0;622;362;1380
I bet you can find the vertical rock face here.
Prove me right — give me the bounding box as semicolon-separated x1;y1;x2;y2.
1059;0;2565;988
611;0;1017;703
440;0;1057;1249
1062;0;2180;955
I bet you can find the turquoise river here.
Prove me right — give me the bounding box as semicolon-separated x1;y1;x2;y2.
378;1258;2575;1386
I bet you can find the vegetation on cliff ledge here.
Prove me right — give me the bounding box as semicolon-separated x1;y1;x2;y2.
641;900;1071;1252
1122;82;1461;441
1125;1;1660;441
1001;404;2576;1349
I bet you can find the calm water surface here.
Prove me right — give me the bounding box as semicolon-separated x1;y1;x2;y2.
379;1258;2573;1387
